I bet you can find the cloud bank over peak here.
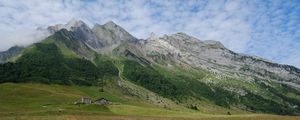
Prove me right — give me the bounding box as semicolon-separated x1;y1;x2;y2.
0;0;299;68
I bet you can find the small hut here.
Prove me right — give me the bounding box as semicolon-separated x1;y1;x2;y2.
81;97;92;104
94;98;111;105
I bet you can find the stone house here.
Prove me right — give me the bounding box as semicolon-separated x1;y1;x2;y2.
94;98;111;105
81;97;92;104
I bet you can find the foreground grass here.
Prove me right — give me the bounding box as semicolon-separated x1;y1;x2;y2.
0;83;299;120
1;114;300;120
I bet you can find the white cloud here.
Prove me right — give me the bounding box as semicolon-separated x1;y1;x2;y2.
0;0;299;68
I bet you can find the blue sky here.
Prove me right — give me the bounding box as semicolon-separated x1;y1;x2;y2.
0;0;300;68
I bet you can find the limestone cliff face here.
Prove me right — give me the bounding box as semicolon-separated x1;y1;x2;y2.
92;21;138;50
139;32;300;89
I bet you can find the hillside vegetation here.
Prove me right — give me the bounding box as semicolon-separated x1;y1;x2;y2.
1;83;300;120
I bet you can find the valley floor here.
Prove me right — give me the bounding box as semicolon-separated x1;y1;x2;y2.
0;83;299;120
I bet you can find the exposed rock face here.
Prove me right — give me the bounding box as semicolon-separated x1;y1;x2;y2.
52;29;95;59
140;32;300;88
48;20;104;50
47;19;81;33
92;21;138;52
69;21;104;50
47;20;138;53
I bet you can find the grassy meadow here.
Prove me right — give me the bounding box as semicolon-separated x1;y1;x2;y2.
0;83;299;120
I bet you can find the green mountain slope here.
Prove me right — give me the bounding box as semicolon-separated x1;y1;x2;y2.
0;30;118;86
121;59;300;114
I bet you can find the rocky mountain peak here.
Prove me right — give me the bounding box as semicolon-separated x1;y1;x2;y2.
163;33;227;50
169;32;193;39
92;21;138;51
66;19;86;28
203;40;226;49
47;20;104;51
46;20;139;52
102;20;118;28
163;32;202;45
95;21;133;37
47;19;90;33
148;32;158;40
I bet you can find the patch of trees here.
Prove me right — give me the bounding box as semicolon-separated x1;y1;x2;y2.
122;60;180;98
253;82;300;114
168;74;238;108
94;55;118;77
240;92;294;115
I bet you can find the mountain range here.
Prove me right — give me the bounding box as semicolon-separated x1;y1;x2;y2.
0;20;300;115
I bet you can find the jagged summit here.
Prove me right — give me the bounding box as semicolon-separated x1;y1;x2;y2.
93;20;125;32
47;19;89;33
92;20;138;51
46;20;139;53
169;32;195;39
102;20;118;27
148;32;158;40
203;40;225;48
66;19;86;28
165;32;203;44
